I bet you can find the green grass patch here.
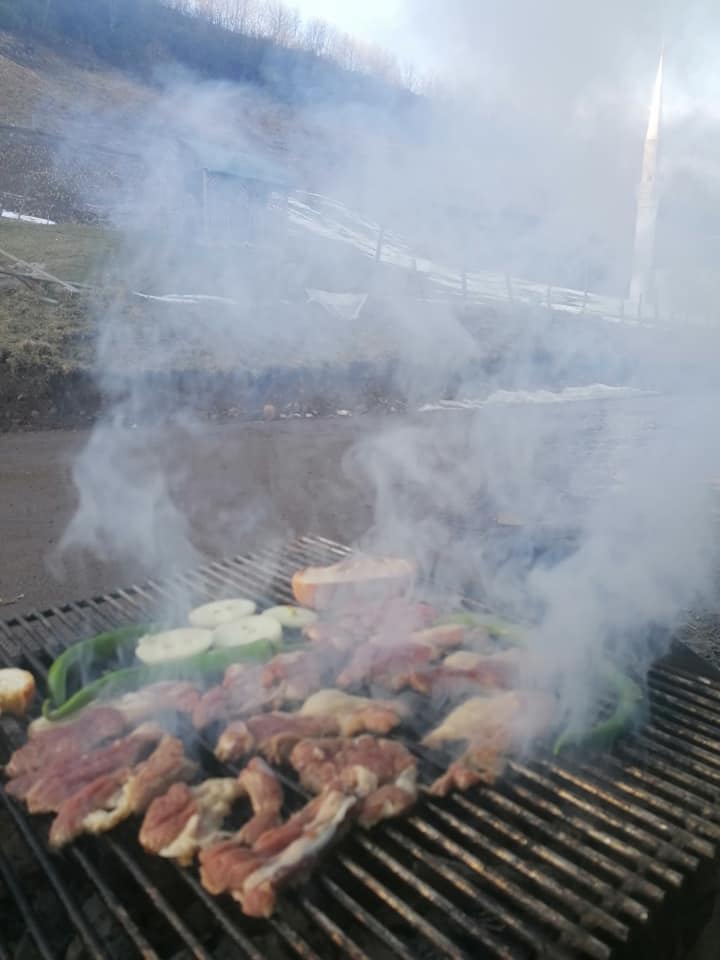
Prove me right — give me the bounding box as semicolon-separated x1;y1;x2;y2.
0;220;119;283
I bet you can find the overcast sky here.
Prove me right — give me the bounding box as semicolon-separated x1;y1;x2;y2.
291;1;719;121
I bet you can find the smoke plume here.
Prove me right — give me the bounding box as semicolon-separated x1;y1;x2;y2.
52;1;720;728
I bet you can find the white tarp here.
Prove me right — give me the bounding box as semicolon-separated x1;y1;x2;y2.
1;210;55;225
305;288;368;321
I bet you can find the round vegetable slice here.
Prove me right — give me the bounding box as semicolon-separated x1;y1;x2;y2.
212;616;282;649
261;605;317;629
188;599;257;629
136;628;212;664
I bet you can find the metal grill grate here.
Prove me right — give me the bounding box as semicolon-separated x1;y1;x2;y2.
1;535;720;960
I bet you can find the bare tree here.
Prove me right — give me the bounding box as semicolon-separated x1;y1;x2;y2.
360;42;400;84
304;17;330;57
232;0;256;34
162;0;420;90
262;2;301;47
331;32;360;73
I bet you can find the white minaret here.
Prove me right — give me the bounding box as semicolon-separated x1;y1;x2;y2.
629;49;664;307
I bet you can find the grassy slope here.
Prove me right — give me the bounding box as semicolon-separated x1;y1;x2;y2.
0;32;151;378
0;219;115;279
0;220;116;375
0;31;414;406
0;30;153;130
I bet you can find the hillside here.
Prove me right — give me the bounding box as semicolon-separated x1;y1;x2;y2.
0;31;154;132
0;0;416;109
0;30;155;221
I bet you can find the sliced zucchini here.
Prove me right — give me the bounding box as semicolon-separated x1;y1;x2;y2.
212;616;282;649
136;628;213;665
188;599;257;629
261;605;318;630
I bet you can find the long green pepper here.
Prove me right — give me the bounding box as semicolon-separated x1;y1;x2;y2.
46;625;153;707
42;636;287;721
553;662;642;754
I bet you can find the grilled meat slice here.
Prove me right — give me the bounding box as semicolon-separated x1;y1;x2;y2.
201;788;357;912
123;735;198;812
301;621;356;651
215;714;338;764
408;648;521;696
356;776;418;828
337;641;440;690
7;707;127;777
49;770;132;849
259;648;343;705
335;621;465;692
427;744;508;797
239;789;358;918
140;782;198;855
367;599;438;637
46;735;196;848
14;724;163;813
110;682;200;723
390;624;465;650
424;691;556;796
193;666;270;729
289;735;417;828
199;838;268;897
422;691;555;748
302;599;437;652
298;689;407;736
235;757;284;845
140;757;284;863
141;779;242;865
215;692;408;766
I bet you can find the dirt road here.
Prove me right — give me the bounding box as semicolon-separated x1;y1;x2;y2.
0;417;379;617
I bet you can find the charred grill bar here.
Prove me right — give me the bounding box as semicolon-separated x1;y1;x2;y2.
1;535;720;959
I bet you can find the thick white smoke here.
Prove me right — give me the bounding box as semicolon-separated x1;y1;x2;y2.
52;1;720;730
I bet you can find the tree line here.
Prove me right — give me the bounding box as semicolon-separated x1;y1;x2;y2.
0;0;421;106
168;0;423;92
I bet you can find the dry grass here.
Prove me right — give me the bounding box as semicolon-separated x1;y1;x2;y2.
0;30;154;131
0;220;120;376
0;219;118;280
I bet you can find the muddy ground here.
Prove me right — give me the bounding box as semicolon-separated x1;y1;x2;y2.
0;416;381;617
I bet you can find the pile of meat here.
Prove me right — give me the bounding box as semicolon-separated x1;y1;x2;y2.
196;595;554;797
3;560;556;920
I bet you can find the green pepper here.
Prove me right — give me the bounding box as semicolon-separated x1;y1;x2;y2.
42;635;290;722
47;625;154;707
553;662;642;755
436;612;526;645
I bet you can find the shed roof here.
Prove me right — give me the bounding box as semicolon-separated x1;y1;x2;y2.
180;137;292;189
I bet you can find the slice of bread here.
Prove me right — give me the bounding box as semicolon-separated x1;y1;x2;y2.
291;555;416;610
0;668;36;716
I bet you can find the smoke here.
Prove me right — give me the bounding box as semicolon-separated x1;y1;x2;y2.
395;0;720;299
49;0;720;740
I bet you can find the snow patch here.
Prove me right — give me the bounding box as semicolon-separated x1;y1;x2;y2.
419;384;654;412
1;210;55;225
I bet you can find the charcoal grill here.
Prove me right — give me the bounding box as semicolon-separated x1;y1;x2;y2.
2;534;720;960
